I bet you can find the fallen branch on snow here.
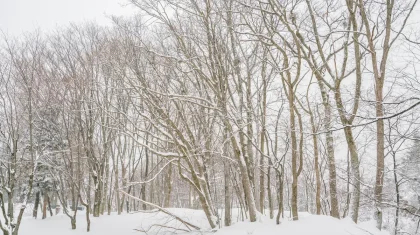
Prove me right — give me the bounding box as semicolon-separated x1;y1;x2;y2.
120;190;201;231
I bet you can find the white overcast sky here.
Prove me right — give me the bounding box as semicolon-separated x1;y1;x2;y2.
0;0;136;36
1;0;420;38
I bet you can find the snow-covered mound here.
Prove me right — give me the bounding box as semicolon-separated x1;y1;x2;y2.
18;208;389;235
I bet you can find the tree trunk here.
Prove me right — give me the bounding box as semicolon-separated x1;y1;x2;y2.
33;191;40;219
374;86;385;229
318;82;340;218
288;85;299;221
164;163;172;208
86;206;91;232
259;117;266;214
93;174;102;217
267;166;274;219
259;52;269;214
224;162;232;226
142;137;149;210
42;192;48;219
71;217;76;230
276;170;284;225
326;121;340;219
343;150;351;218
48;194;53;217
308;107;321;215
392;151;399;235
179;162;218;229
343;126;361;223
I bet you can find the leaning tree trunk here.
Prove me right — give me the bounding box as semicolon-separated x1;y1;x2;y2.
223;114;258;222
177;160;218;229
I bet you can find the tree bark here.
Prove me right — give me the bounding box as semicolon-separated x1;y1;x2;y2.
164;163;172;208
224;162;232;226
318;82;340;218
42;192;48;219
33;191;40;219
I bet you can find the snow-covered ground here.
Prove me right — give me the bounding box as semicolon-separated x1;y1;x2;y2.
19;209;389;235
216;214;390;235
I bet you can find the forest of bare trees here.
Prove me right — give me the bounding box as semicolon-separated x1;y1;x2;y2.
1;0;420;234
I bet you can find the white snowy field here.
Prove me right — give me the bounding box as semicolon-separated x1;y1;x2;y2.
17;208;390;235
